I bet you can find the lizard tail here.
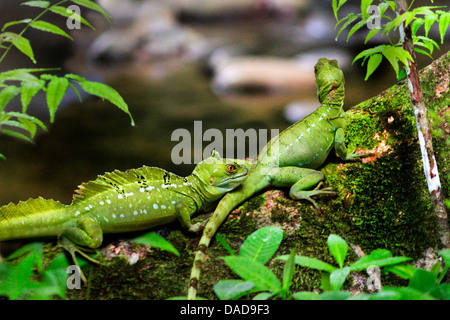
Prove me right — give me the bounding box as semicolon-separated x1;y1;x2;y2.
187;174;269;300
0;197;70;241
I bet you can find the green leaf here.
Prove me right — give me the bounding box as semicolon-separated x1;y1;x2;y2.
70;76;135;126
364;53;382;80
214;280;254;300
327;234;348;268
71;0;111;22
361;0;373;19
21;1;50;8
438;11;450;44
381;45;400;77
353;46;383;64
49;6;95;30
332;0;348;20
430;283;450;300
411;18;424;36
424;14;437;37
7;33;35;63
346;19;367;42
0;85;21;111
430;261;441;276
29;20;73;39
384;264;416;279
329;267;350;291
320;290;352;300
349;248;411;271
1;129;33;143
277;255;337;273
282;249;296;292
0;68;59;83
0;119;36;138
335;13;358;40
0;254;36;299
132;231;179;256
216;234;235;256
364;27;381;44
45;76;69;123
252;292;274;300
439;249;450;266
239;226;283;265
222;256;282;293
1;19;32;32
5;112;47;131
21;80;44;112
409;269;438;293
292;291;322;300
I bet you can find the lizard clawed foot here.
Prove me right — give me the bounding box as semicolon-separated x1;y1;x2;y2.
290;182;336;210
188;218;209;234
58;237;101;284
346;148;374;161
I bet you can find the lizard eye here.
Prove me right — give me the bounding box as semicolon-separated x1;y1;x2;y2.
226;165;236;172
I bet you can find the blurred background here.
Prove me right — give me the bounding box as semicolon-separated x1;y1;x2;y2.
0;0;448;205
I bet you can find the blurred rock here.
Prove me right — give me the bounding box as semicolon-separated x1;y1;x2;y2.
283;99;319;122
89;0;213;64
210;47;351;94
173;0;310;20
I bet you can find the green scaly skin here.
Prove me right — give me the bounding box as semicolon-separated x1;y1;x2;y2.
0;151;248;279
187;58;370;299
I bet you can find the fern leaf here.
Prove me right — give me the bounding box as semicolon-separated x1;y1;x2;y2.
78;79;134;126
20;80;44;112
45;76;69;123
0;86;21;112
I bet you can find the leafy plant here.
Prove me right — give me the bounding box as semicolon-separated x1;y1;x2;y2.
333;0;449;80
0;242;74;299
0;231;179;300
214;226;289;300
214;228;449;300
132;231;180;257
0;0;134;159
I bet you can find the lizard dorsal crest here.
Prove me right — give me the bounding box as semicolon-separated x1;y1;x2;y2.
72;166;182;204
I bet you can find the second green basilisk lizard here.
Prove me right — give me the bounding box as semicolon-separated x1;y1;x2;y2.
187;58;371;299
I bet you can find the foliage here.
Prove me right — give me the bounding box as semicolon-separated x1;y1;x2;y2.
214;227;449;300
0;231;178;300
332;0;450;80
0;242;74;299
132;232;180;257
0;0;134;159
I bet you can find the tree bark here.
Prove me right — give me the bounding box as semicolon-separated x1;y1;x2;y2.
395;0;449;249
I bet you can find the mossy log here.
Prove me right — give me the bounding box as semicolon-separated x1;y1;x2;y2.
68;51;449;300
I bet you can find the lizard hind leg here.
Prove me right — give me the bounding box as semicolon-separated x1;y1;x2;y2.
58;216;103;283
270;167;335;209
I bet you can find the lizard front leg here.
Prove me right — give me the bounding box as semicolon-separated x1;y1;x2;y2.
174;203;204;233
334;127;370;161
270;167;335;209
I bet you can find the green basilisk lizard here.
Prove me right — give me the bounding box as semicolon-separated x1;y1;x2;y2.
187;58;371;299
0;150;248;279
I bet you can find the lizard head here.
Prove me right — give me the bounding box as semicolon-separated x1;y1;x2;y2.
192;150;249;200
314;57;345;105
